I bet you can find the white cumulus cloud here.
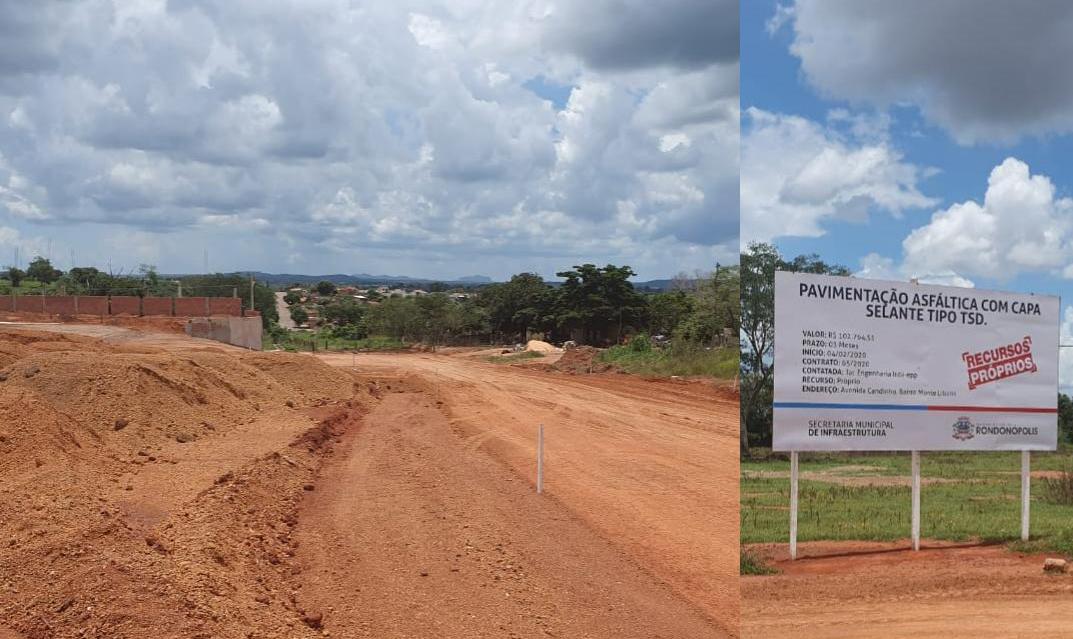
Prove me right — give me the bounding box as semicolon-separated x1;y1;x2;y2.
741;108;935;244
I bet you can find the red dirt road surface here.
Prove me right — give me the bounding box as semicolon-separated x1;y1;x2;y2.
742;540;1073;638
0;326;737;638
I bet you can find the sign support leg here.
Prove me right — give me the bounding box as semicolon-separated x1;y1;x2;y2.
911;450;921;552
537;424;544;494
1021;450;1031;542
790;450;799;560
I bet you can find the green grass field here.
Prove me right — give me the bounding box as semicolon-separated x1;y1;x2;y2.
599;344;738;378
742;449;1073;557
268;332;406;352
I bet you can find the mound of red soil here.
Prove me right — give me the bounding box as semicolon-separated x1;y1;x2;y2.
554;345;612;374
0;328;370;638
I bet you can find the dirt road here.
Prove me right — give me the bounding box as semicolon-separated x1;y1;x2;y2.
275;292;296;329
743;541;1073;638
315;351;740;635
0;325;737;637
295;386;719;637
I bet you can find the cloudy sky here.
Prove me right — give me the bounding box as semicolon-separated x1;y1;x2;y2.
0;0;739;280
742;0;1073;390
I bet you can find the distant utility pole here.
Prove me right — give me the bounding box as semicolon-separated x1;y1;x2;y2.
249;276;255;312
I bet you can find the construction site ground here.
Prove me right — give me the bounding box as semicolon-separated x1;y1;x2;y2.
742;540;1073;638
0;323;737;638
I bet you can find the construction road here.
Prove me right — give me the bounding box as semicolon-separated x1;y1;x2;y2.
0;324;737;638
309;351;740;637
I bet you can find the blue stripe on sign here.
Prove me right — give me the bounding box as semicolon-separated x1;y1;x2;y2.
773;402;929;411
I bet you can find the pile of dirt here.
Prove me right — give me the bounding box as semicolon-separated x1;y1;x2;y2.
525;339;557;353
0;327;371;638
554;345;612;374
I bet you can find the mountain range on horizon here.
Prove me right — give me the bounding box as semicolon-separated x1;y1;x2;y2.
171;271;685;291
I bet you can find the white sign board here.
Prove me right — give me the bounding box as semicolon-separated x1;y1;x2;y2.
773;272;1059;451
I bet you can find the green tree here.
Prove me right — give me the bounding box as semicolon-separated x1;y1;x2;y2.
321;297;365;327
290;306;309;326
283;290;302;305
365;297;420;340
6;267;25;287
675;265;740;346
552;264;647;345
315;280;337;296
740;242;850;457
416;293;452;349
1060;393;1073;444
478;273;553;342
647;291;694;336
26;256;62;284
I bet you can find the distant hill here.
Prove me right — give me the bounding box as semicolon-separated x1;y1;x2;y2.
184;271;680;291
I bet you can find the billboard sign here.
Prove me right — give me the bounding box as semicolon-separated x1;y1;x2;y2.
773;272;1059;451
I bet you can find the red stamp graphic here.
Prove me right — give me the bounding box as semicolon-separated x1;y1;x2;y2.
962;336;1037;390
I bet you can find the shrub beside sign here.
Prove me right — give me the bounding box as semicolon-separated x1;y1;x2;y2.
773;272;1059;452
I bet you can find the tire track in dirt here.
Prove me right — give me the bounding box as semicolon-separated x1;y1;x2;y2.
293;388;726;638
315;352;740;635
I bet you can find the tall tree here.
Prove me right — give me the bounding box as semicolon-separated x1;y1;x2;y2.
739;243;850;457
26;256;62;284
553;264;647;345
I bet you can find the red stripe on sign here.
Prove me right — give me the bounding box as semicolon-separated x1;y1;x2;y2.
926;405;1056;414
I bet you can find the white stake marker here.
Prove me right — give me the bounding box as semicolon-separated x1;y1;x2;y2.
537;424;544;494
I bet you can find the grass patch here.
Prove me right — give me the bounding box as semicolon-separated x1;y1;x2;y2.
742;450;1073;557
740;548;777;575
599;344;738;378
267;331;406;352
483;351;545;363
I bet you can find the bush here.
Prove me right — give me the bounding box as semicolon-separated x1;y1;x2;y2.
1042;467;1073;505
628;332;651;353
740;548;776;575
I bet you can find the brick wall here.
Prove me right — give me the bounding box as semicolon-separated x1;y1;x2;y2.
13;295;46;313
174;297;210;316
78;296;108;315
209;297;242;316
0;294;245;317
142;297;173;316
110;296;141;315
43;296;77;314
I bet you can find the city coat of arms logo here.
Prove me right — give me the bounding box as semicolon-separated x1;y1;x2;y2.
952;416;975;441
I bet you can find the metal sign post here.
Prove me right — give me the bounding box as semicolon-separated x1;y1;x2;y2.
1021;450;1031;541
789;450;799;560
911;451;921;551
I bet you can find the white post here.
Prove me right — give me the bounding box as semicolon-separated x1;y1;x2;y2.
537;424;544;494
789;450;799;560
911;450;921;551
1021;450;1031;542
